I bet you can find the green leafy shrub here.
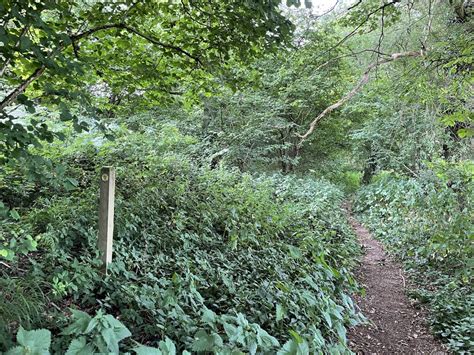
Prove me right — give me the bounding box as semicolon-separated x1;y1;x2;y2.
354;162;473;353
4;310;174;355
61;309;132;354
1;123;363;353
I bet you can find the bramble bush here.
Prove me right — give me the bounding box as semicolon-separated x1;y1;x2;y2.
354;162;473;353
1;122;363;353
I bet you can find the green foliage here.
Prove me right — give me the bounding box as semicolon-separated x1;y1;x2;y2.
351;103;446;176
62;309;131;354
343;0;473;183
194;25;351;173
337;171;362;194
0;0;293;159
5;311;165;355
6;326;51;355
354;162;473;352
2;1;472;353
0;278;47;349
1;121;363;353
339;0;402;33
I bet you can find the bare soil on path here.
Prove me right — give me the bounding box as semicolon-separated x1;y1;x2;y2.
346;212;447;354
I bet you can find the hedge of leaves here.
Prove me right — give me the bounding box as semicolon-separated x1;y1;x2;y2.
1;124;363;353
354;163;473;353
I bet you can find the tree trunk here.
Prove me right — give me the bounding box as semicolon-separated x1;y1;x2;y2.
362;155;377;184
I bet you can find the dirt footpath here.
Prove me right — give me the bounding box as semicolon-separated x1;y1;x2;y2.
346;214;447;354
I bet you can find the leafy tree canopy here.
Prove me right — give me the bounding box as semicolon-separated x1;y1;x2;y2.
0;0;295;160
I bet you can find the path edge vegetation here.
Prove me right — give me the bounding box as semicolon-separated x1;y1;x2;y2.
1;0;472;354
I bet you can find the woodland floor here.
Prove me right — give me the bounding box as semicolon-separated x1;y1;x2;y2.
346;210;448;354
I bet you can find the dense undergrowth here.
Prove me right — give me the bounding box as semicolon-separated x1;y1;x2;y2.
1;1;472;353
354;164;473;353
1;123;364;353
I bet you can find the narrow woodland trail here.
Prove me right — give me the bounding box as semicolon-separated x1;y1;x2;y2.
346;211;447;354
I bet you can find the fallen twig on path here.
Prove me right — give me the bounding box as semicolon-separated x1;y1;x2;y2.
399;268;406;288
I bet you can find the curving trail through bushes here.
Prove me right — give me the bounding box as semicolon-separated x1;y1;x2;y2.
346;212;447;354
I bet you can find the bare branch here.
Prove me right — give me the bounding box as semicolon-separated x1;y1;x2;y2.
118;25;201;64
297;50;424;146
315;48;391;72
423;0;436;47
316;0;340;18
348;0;363;11
0;66;46;111
375;5;386;76
319;0;401;59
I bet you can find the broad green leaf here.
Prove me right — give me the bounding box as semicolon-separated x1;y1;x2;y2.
134;345;162;355
5;346;24;355
63;309;92;335
9;209;20;220
158;337;176;355
15;327;51;354
191;330;223;352
103;314;132;341
65;337;95;355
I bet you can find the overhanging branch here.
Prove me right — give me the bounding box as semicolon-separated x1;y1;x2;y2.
319;0;402;59
70;23;201;64
297;50;424;146
0;23;200;112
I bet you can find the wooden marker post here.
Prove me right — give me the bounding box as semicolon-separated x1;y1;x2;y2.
98;166;115;272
